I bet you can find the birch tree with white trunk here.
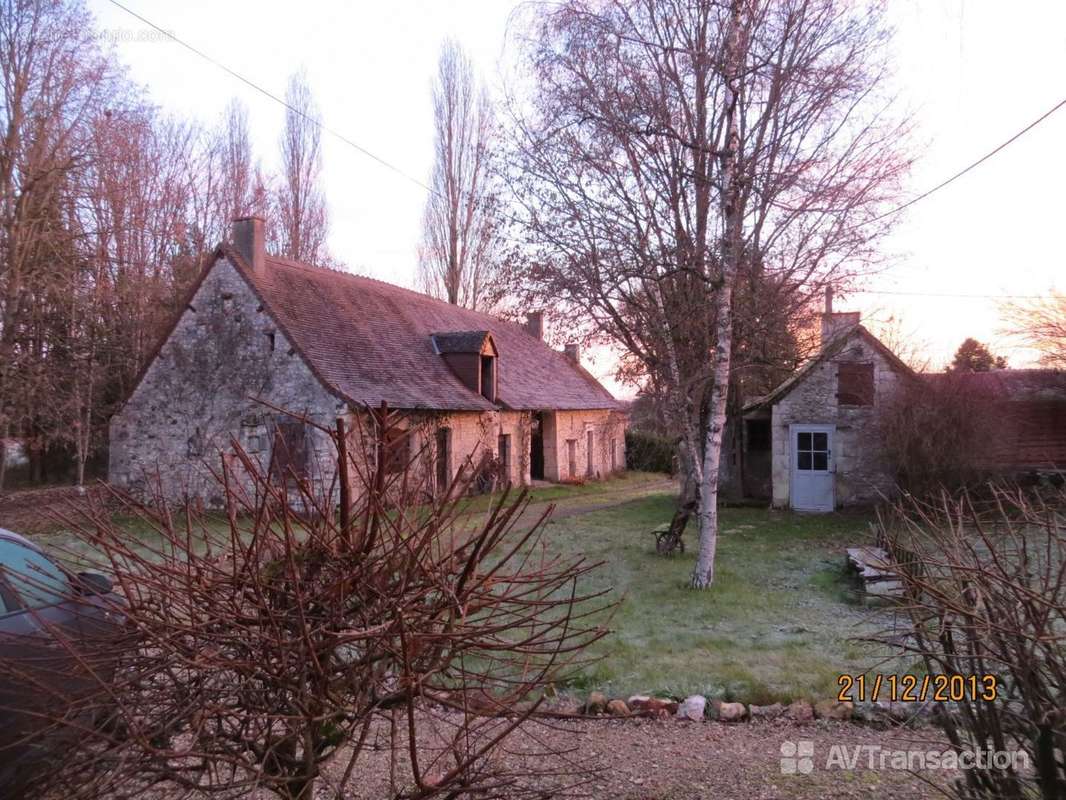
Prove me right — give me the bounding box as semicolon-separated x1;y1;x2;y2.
692;0;746;589
506;0;911;588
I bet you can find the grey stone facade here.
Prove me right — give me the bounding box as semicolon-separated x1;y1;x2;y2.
109;257;345;503
739;322;913;510
109;254;627;506
768;333;905;507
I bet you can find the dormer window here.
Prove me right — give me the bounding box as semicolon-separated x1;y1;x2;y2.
432;330;500;405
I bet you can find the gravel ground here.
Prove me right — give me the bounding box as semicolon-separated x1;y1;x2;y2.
507;717;950;800
254;716;952;800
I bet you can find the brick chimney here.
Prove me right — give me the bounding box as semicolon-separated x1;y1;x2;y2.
820;286;860;346
525;311;544;340
564;343;581;364
232;216;265;275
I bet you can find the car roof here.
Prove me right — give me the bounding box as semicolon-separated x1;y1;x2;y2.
0;528;41;552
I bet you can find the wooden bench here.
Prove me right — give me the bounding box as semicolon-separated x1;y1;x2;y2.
649;523;685;555
845;545;903;604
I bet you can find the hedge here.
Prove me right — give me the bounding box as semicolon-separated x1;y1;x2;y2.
625;430;675;474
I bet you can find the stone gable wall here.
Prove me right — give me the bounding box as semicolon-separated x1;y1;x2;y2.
771;335;905;508
109;257;344;505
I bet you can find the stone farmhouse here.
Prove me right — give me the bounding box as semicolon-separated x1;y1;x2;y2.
109;218;626;504
729;296;1066;512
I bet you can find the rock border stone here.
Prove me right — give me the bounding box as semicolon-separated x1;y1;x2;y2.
563;691;938;728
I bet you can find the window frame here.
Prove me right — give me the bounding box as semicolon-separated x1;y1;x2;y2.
382;426;410;475
795;430;831;473
837;362;875;407
270;419;312;481
435;426;452;490
480;355;496;403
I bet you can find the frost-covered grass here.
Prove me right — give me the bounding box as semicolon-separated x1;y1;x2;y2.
539;495;910;703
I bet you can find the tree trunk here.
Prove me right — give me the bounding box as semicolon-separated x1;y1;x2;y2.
692;0;745;589
667;437;701;541
287;776;315;800
75;443;87;488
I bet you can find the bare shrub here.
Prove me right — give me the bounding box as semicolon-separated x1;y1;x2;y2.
0;404;609;799
876;487;1066;799
879;373;998;496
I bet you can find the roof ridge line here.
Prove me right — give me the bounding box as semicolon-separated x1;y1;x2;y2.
257;248;527;331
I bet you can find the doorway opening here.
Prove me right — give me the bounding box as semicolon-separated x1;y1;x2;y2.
530;412;545;480
435;427;451;494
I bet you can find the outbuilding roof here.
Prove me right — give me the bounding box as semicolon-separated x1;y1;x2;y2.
743;324;918;413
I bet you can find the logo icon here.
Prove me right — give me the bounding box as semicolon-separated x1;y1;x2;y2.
781;740;814;774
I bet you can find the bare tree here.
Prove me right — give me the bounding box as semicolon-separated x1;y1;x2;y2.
1003;290;1066;369
693;0;745;588
506;0;910;587
218;99;254;221
1;405;607;799
877;487;1066;799
419;40;502;311
0;7;322;491
878;371;997;496
0;0;119;488
277;70;329;264
192;98;264;248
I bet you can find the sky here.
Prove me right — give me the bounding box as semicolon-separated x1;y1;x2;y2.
87;0;1066;391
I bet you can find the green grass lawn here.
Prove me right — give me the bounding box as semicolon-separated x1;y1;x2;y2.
26;472;908;705
31;472;672;569
456;470;672;515
535;493;911;704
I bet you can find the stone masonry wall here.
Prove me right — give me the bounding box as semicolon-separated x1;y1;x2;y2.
402;408;626;488
405;409;530;490
545;409;628;482
771;335;904;508
109;257;345;505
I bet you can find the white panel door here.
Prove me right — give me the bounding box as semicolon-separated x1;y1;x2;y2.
790;424;835;512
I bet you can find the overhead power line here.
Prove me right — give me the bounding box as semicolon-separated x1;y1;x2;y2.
106;0;438;197
869;94;1066;224
855;289;1049;300
108;1;1066;223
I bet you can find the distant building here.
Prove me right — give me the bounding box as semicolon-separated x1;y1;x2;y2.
734;295;1066;511
109;217;626;505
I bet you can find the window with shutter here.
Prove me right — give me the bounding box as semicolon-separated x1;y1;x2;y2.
270;420;310;481
837;363;875;406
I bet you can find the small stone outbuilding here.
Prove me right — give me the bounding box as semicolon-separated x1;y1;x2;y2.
109;218;626;505
733;298;1066;512
737;308;916;511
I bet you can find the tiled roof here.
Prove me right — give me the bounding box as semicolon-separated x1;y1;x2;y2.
222;247;618;412
923;369;1066;401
